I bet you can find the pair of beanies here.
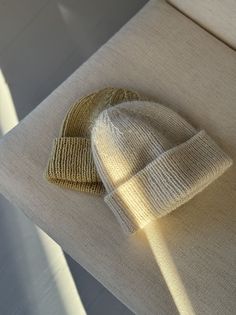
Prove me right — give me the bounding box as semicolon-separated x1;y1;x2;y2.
45;87;232;234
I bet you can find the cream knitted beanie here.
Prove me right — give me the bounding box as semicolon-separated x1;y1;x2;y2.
91;101;233;233
45;88;145;194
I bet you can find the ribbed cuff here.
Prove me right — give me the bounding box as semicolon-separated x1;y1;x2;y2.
105;131;233;234
45;137;105;194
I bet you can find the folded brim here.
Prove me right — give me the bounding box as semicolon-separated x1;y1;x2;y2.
105;130;233;234
45;137;105;194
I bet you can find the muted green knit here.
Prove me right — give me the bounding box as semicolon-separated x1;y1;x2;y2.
45;87;146;194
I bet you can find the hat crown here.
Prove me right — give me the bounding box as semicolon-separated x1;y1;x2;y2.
46;87;144;194
92;101;196;191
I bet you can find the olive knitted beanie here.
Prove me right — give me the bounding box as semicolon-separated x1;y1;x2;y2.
91;100;233;233
45;88;144;194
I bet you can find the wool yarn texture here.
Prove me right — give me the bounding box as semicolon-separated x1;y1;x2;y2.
91;100;233;234
45;87;145;194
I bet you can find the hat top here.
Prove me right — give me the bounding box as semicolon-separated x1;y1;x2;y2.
92;101;196;190
60;88;143;138
46;87;145;194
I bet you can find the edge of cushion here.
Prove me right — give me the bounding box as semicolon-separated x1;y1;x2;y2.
167;0;236;50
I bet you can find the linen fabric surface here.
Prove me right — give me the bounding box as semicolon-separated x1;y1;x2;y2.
0;0;235;314
167;0;236;49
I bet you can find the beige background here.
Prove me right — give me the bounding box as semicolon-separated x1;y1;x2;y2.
0;0;235;314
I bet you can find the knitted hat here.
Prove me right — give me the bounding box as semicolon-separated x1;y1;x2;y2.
45;88;145;194
91;101;233;233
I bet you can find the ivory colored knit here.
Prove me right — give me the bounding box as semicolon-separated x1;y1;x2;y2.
92;101;233;233
45;88;144;194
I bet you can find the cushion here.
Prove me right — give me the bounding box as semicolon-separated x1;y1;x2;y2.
167;0;236;49
0;0;235;314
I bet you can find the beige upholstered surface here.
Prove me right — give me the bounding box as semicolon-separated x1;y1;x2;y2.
0;0;236;314
168;0;236;49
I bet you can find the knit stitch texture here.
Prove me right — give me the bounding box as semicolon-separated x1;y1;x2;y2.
91;101;233;233
45;88;145;194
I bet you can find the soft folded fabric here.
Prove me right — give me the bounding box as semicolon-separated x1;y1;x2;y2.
45;87;145;194
91;101;233;233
